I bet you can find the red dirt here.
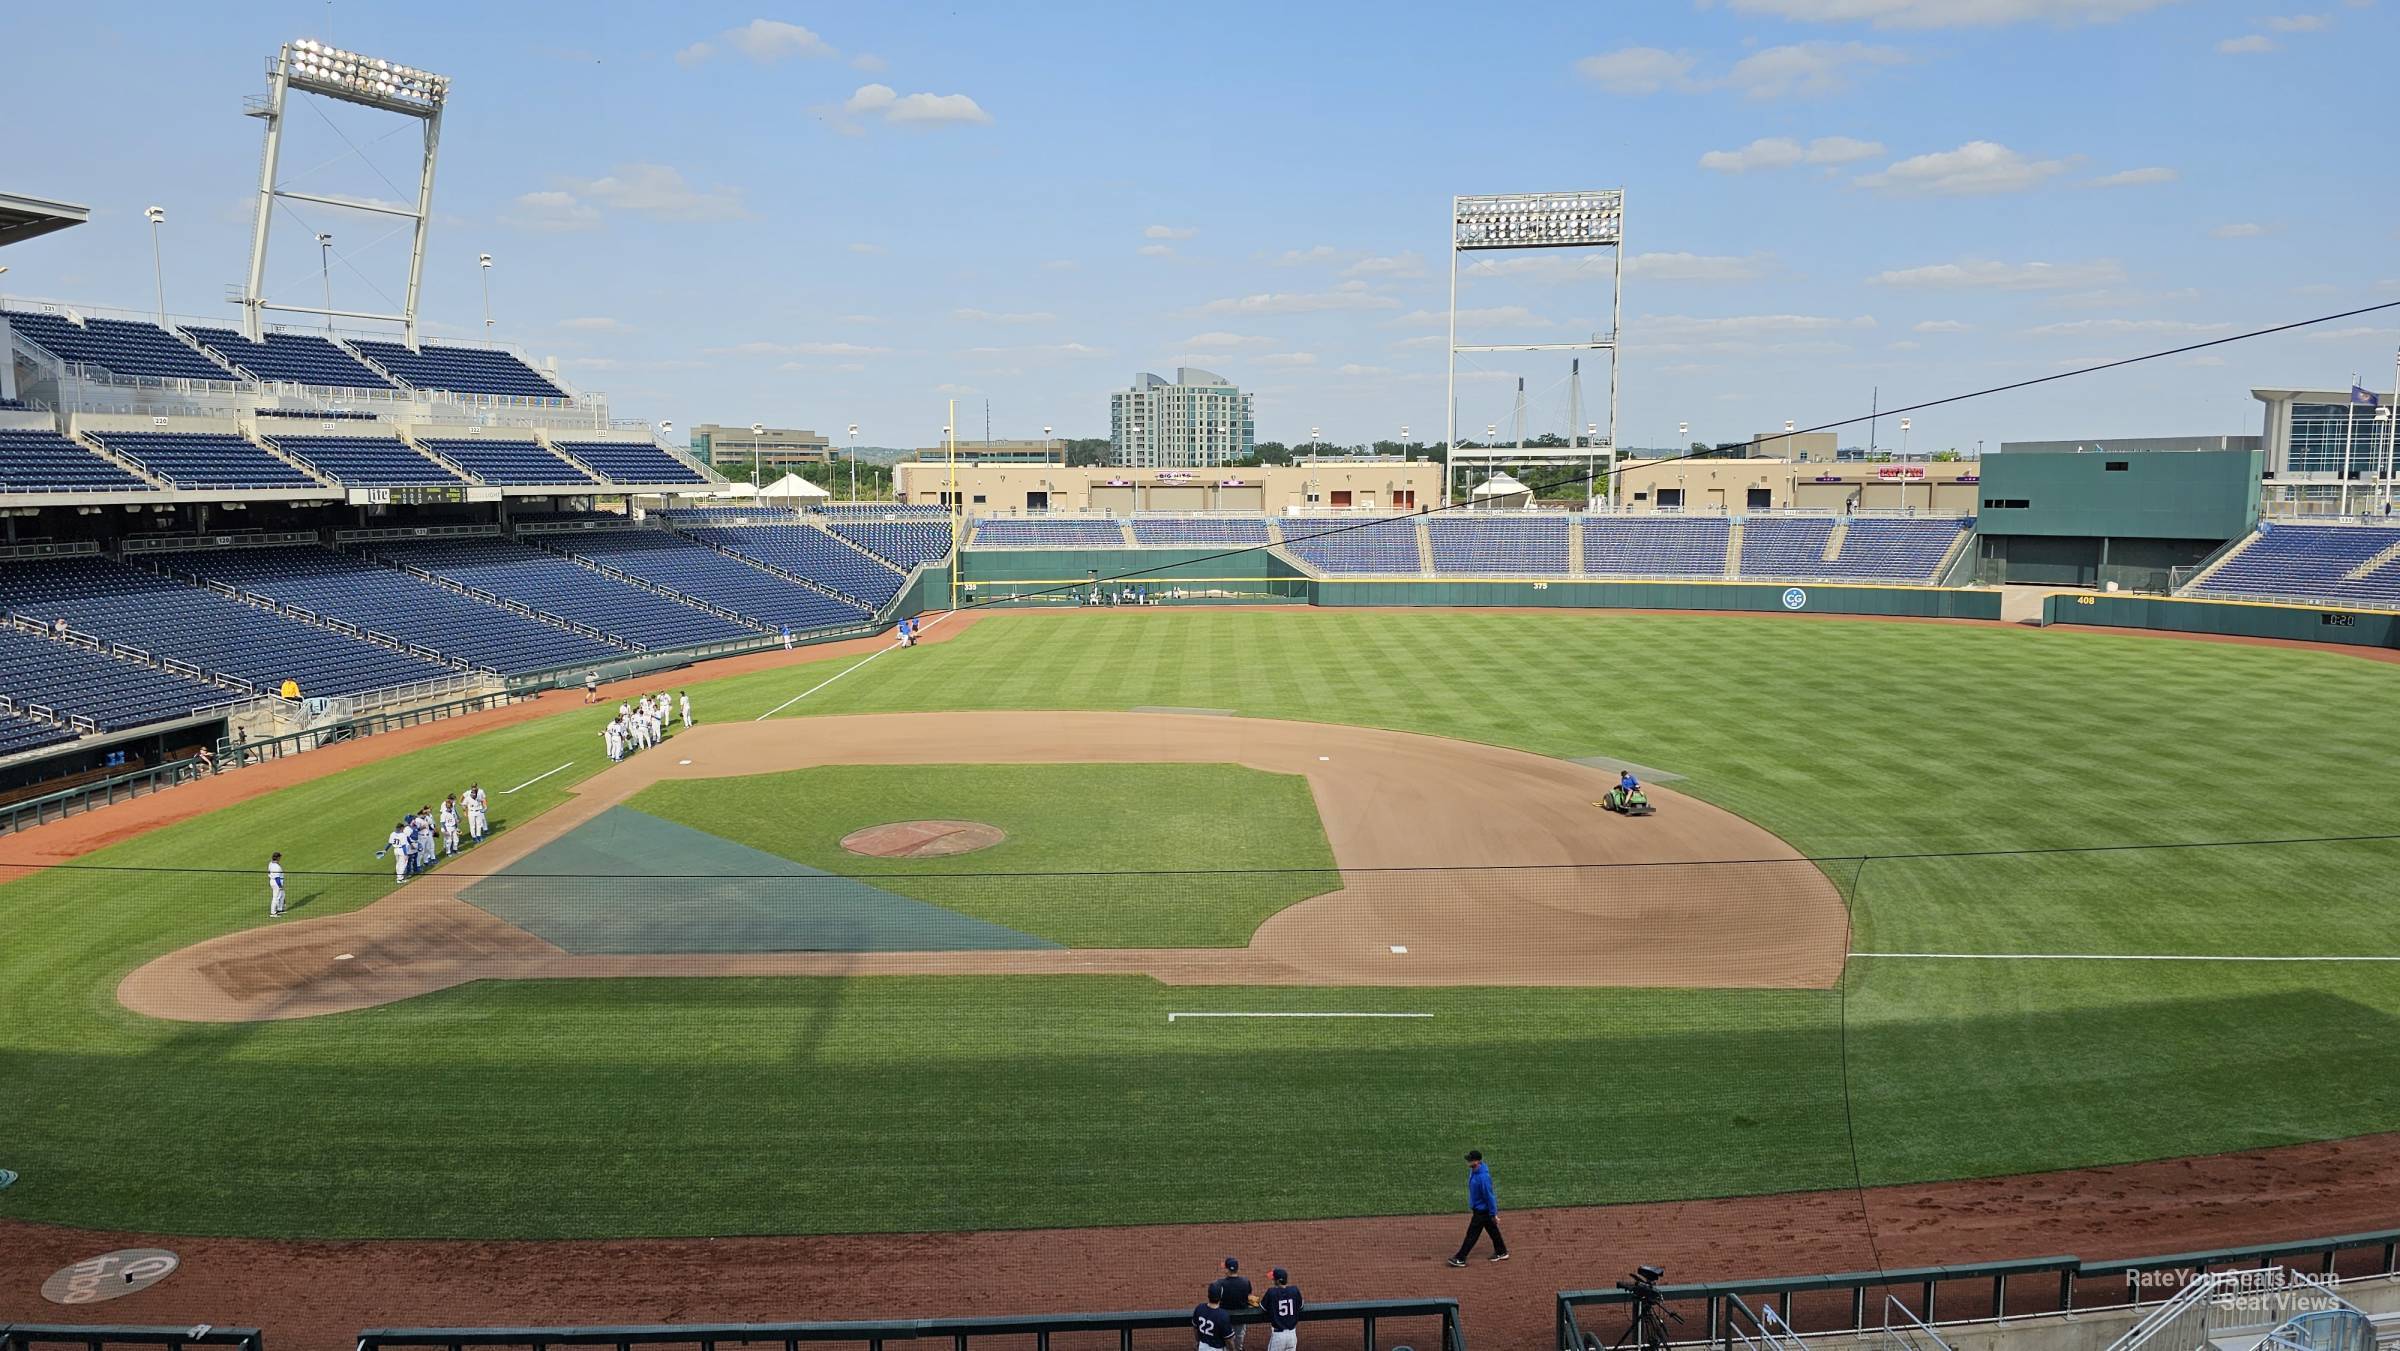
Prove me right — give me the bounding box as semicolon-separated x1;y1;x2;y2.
839;819;1009;858
6;1131;2399;1349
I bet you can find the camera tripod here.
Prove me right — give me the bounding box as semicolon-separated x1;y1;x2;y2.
1599;1291;1681;1351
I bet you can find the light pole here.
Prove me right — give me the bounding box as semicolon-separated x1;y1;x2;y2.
1678;421;1689;448
749;421;765;489
1400;424;1410;460
1900;417;1915;513
315;232;335;332
143;206;168;326
2377;406;2393;516
1310;426;1321;457
479;253;494;331
1783;419;1796;461
847;423;859;502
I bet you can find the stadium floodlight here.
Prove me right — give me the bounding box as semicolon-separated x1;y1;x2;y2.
479;253;494;331
143;206;167;325
1444;188;1625;508
240;39;450;344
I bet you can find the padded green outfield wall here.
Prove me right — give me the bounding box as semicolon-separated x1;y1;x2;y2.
2044;592;2400;649
1314;578;2003;619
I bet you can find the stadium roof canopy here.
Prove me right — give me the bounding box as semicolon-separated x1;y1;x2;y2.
0;191;91;249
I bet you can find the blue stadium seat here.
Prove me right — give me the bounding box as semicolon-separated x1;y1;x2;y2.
7;312;238;384
344;340;569;400
1128;517;1273;547
2189;523;2400;610
361;536;758;650
0;428;154;492
417;438;597;487
827;518;955;570
173;545;623;675
672;524;902;609
545;530;873;629
262;433;465;487
1737;516;1968;583
83;431;323;491
0;711;76;756
183;327;397;391
1582;517;1730;577
1281;517;1422;573
0;556;453;696
971;518;1128;548
0;625;227;732
1425;515;1570;575
549;440;708;485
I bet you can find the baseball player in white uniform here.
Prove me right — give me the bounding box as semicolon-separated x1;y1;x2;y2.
385;820;411;882
439;796;461;856
465;784;488;842
268;852;287;917
679;691;692;729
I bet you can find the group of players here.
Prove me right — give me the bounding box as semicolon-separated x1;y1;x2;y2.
1194;1257;1303;1351
602;691;690;763
376;788;491;885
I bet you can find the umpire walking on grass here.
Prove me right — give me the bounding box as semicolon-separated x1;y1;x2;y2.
1447;1149;1509;1266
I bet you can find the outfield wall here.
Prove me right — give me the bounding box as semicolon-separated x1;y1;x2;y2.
2043;592;2400;649
960;547;1299;584
1314;578;2003;619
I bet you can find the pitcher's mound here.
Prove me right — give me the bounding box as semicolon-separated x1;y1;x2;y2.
841;820;1007;858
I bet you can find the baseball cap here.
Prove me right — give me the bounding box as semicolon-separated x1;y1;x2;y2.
1465;1149;1483;1161
1272;1267;1289;1282
1224;1256;1240;1271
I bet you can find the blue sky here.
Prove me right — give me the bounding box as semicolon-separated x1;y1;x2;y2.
5;0;2395;451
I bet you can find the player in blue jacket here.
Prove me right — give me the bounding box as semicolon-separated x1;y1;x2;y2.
1194;1290;1235;1351
1262;1267;1304;1351
1447;1149;1509;1266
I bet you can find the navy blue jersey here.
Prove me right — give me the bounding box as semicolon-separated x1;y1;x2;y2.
1194;1304;1234;1348
1216;1275;1254;1310
1263;1285;1304;1331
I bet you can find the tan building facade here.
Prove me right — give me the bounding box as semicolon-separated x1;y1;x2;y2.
1611;458;1980;515
892;458;1440;516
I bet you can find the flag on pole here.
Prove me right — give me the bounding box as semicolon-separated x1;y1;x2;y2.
2352;385;2380;406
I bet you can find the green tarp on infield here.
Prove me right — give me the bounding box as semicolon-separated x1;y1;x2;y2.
459;806;1060;954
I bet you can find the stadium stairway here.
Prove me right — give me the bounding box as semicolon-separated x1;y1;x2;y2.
64;431;169;489
2345;537;2400;580
354;546;637;653
1414;518;1435;573
1822;522;1849;563
1721;520;1743;578
520;538;775;635
1566;523;1585;574
657;521;896;613
153;558;475;673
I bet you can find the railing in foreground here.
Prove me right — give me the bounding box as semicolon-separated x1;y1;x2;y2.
0;756;205;835
217;689;529;769
354;1298;1467;1351
0;1327;263;1351
1557;1226;2400;1351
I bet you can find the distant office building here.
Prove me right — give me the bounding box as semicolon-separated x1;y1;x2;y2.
1110;368;1255;469
2253;387;2399;514
911;438;1064;465
689;424;831;478
1748;430;1837;462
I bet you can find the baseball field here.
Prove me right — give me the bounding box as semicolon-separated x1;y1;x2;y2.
6;606;2400;1251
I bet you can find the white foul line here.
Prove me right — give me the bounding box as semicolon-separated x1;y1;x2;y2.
753;610;954;721
501;761;575;795
1851;951;2400;964
1167;1012;1434;1022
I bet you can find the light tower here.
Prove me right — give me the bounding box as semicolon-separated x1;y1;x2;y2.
1444;190;1624;507
240;38;450;344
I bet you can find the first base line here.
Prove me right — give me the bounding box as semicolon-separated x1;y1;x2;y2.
501;761;575;795
1167;1012;1434;1022
1850;951;2400;963
754;610;954;721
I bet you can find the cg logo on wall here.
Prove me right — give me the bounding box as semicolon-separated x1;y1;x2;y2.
41;1249;179;1304
1781;587;1808;610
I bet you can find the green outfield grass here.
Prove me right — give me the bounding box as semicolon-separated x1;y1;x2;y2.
630;763;1337;946
2;608;2399;1240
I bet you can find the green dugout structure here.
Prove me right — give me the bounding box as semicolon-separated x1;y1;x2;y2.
1973;448;2262;592
943;547;2001;620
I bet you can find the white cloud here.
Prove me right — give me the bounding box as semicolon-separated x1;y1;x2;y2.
1273;245;1339;265
558;316;633;333
1181;332;1276;349
1393;304;1553;328
501;190;601;233
952;307;1057;324
558;164;750;221
962;341;1105;357
1912;319;1973;333
2084;166;2179;187
1337;363;1393;377
847;242;886;255
1638;313;1877;342
1344;252;1427;279
1390;334;1448;351
679;19;837;67
1626;251;1779;283
2212;222;2272;238
1855;140;2074;195
1145;225;1198;240
934;383;981;397
1700;138;1807;172
1887;339;1922;350
2264;13;2329;29
843;84;993;127
1717;0;2180;27
1463;252;1617;281
2022;318;2236;337
1040;259;1079;271
851;52;889;72
2217;33;2277;51
1193;289;1403;316
711;339;893;357
1722;42;1909;98
1573;47;1699;94
1804;135;1889;164
1137;244;1175;258
1258;352;1319;368
1870;258;2126;290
